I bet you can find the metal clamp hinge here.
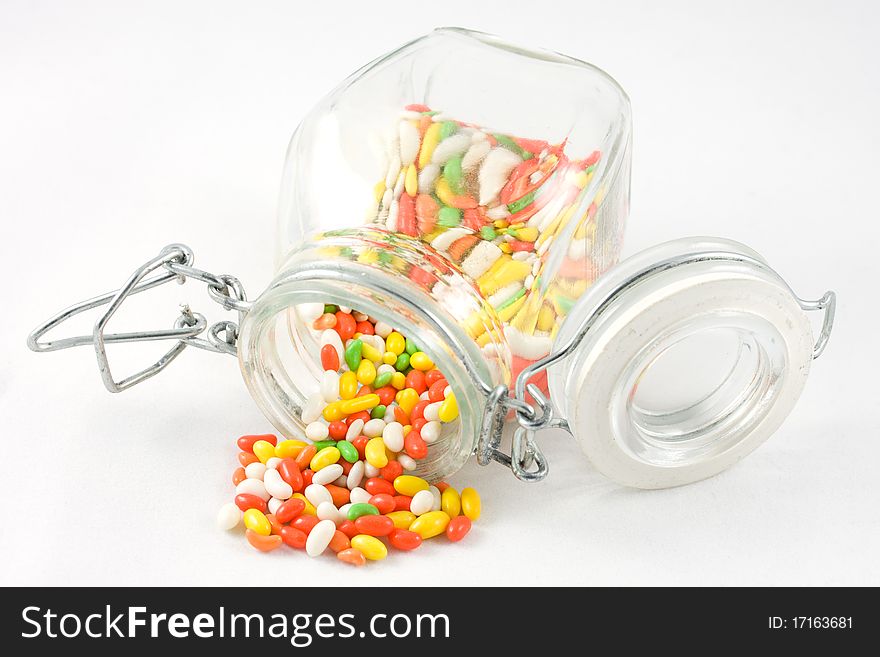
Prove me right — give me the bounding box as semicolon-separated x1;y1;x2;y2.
27;243;250;392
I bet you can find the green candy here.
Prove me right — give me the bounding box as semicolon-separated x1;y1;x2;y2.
495;287;526;311
507;189;536;214
323;304;337;314
312;440;337;452
344;338;363;371
492;133;532;159
378;250;393;264
373;371;393;388
439;120;458;140
555;294;576;314
336;440;359;464
340;246;354;258
370;404;387;419
347;503;380;521
394;352;410;372
437;206;462;227
480;226;497;241
405;337;419;355
443;156;464;194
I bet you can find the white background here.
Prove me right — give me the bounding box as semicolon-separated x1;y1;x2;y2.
1;0;878;586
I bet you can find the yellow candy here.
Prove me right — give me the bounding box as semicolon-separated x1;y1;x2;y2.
403;425;411;436
292;493;316;516
310;446;341;471
322;401;346;422
477;258;530;296
351;534;387;561
382;351;398;365
390;372;406;390
498;295;527;322
365;437;389;468
409;511;450;539
274;439;307;459
536;304;556;332
356;359;377;386
339;394;380;415
252;440;276;464
409;351;433;371
385;331;405;355
243;508;272;536
339;371;358;400
386;510;417;530
438;392;459;422
418;122;441;168
434;178;458;208
361;342;383;363
499;242;512;254
460;487;481;521
357;250;379;265
441;486;461;518
373;180;386;203
393;474;429;497
405;163;418;197
493;219;509;229
396;388;420;415
513;226;539;242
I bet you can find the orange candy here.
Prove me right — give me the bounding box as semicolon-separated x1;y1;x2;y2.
292;515;319;534
335;311;357;341
265;513;284;535
274;497;306;524
246;529;282;552
237;434;277;453
238;451;259;467
445;515;471;542
295;445;317;470
325;484;351;508
365;477;395;496
337;548;367;567
320;344;340;371
280;525;307;549
354;514;395;537
232;467;246;486
328;530;351;553
337;520;358;539
278;458;303;492
388;528;422;551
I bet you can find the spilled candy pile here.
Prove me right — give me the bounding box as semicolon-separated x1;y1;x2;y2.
218;305;480;564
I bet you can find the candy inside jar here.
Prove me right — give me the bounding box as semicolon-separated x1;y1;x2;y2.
245;27;632;481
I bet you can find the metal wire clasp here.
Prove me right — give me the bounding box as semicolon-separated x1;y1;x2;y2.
27;243;250;392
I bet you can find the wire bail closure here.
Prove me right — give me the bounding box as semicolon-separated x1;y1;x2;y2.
27;243;249;392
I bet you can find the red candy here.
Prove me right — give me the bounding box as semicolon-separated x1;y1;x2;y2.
275;498;306;524
411;418;426;433
301;469;315;487
404;431;428;459
335;311;356;341
347;411;371;426
445;516;472;542
278;458;303;492
337;520;358;539
411;400;430;422
405;370;427;394
237;434;277;453
368;493;396;515
328;421;348;440
292;515;319;534
320;344;340;371
355;321;374;335
280;526;307;549
424;369;445;386
375;386;396;406
234;494;267;513
393;495;412;511
379;460;403;481
388;528;422;551
354;514;395;537
428;380;448;402
365;477;395;496
351;435;369;459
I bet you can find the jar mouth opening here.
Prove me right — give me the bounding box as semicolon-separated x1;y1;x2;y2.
238;259;503;481
611;316;788;468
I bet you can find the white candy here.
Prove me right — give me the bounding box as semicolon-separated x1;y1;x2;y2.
296;302;324;323
364;463;380;478
461;139;491;171
421;420;441;443
461;240;503;279
345;418;364;442
235;478;270;502
387;198;399;231
385;154;401;188
312;463;344;486
363;418;386;437
489;282;524;308
305;483;332;507
346;460;364;490
431;133;471;165
512;250;531;261
524;274;535;288
306;421;330;441
568;238;587;261
320;370;340;403
430;227;469;253
383;405;396;421
420;391;430;400
267;497;284;515
316;501;344;525
398;454;417;471
350;487;371;505
244;462;267;480
306;519;337;557
374;322;393;338
486;204;510;220
338;503;352;518
423;401;443;422
506;325;552;360
301;392;326;424
410;489;435;515
263;469;293;500
382;422;404;452
429;485;442;511
333;475;348;487
319;330;345;369
417;163;440;194
376;363;395;377
338;306;352;314
399;120;421;166
479;147;523;205
265;457;282;470
216;503;241;530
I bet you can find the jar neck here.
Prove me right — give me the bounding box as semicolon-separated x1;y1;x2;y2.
239;227;511;480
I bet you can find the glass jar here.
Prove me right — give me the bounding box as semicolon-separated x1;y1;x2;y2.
29;28;835;490
240;27;632;482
